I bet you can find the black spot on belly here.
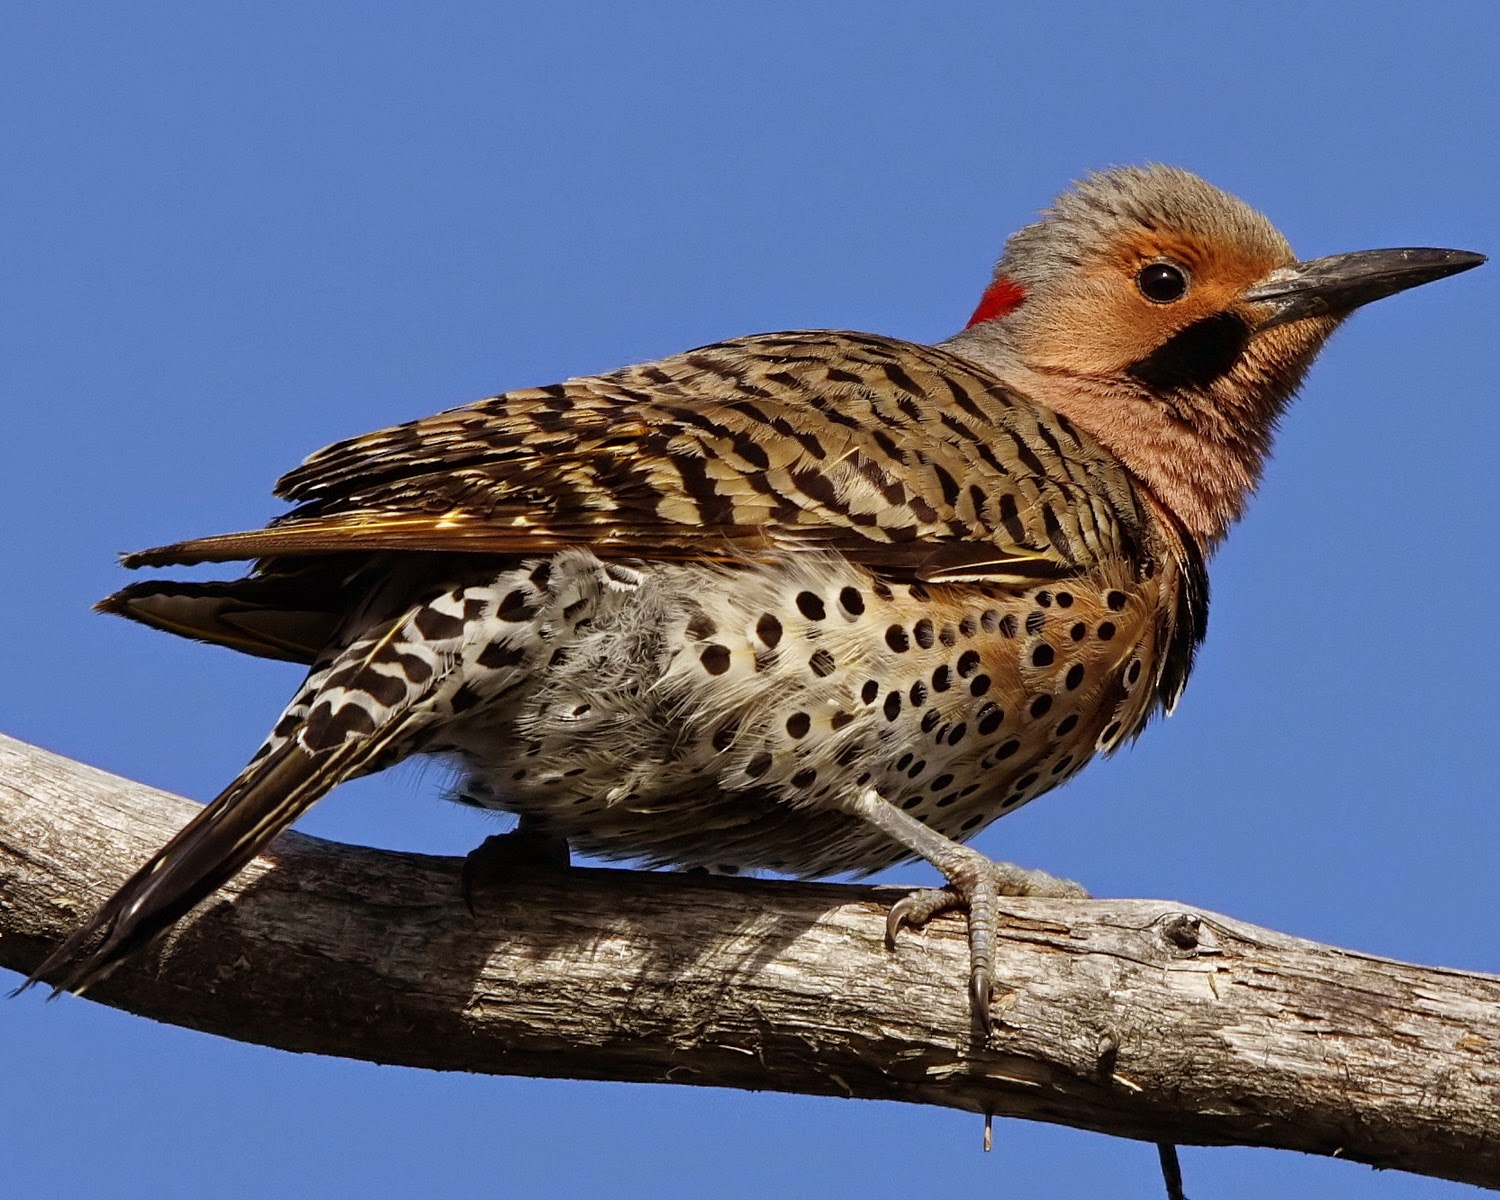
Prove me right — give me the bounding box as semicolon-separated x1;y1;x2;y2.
977;704;1005;736
756;613;784;648
839;587;866;617
796;591;827;621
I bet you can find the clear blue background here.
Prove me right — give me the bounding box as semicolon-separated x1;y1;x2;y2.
3;3;1495;1197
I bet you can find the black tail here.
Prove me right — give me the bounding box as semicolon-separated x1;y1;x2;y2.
17;740;337;997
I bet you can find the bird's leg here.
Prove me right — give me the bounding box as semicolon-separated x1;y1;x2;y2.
461;817;571;916
841;787;1087;1031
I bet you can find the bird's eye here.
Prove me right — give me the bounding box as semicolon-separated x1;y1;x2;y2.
1136;261;1189;304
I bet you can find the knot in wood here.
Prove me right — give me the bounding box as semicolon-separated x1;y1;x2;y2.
1160;912;1202;951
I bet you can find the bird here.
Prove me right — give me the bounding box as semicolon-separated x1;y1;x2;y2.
20;165;1482;1028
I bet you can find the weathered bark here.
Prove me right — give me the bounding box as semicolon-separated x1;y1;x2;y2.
2;733;1496;1188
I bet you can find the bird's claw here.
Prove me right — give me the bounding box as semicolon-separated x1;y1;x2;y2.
461;826;571;916
883;856;1088;1032
885;885;964;947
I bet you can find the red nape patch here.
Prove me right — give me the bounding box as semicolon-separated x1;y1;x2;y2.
964;277;1026;328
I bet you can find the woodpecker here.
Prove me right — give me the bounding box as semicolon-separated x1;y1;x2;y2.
23;165;1482;1028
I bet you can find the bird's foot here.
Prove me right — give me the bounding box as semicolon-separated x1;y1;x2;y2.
885;850;1087;1032
461;824;571;915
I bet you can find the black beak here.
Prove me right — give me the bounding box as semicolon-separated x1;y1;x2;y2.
1243;247;1485;329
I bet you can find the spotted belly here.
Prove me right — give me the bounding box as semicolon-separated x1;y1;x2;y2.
446;550;1168;878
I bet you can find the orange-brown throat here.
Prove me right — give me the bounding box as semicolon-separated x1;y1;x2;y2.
1026;316;1340;551
946;310;1341;552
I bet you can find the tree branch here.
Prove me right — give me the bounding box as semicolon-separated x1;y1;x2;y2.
2;733;1497;1189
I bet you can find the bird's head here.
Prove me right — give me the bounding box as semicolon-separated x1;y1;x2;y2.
944;165;1483;549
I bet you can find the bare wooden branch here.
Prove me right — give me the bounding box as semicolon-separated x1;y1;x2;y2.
2;733;1497;1189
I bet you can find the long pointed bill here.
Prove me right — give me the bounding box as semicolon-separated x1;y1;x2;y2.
1243;247;1485;329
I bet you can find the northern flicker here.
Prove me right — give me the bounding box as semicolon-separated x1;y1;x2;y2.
22;165;1482;1027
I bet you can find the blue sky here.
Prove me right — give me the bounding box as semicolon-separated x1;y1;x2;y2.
2;3;1495;1197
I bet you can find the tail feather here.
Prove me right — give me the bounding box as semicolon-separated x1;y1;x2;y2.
22;562;511;998
96;562;360;664
18;740;341;997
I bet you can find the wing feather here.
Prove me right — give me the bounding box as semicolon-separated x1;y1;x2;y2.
120;332;1148;586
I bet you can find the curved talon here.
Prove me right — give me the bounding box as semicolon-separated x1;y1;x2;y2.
878;853;1086;1030
970;967;995;1033
885;900;911;947
884;886;962;947
885;893;923;946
